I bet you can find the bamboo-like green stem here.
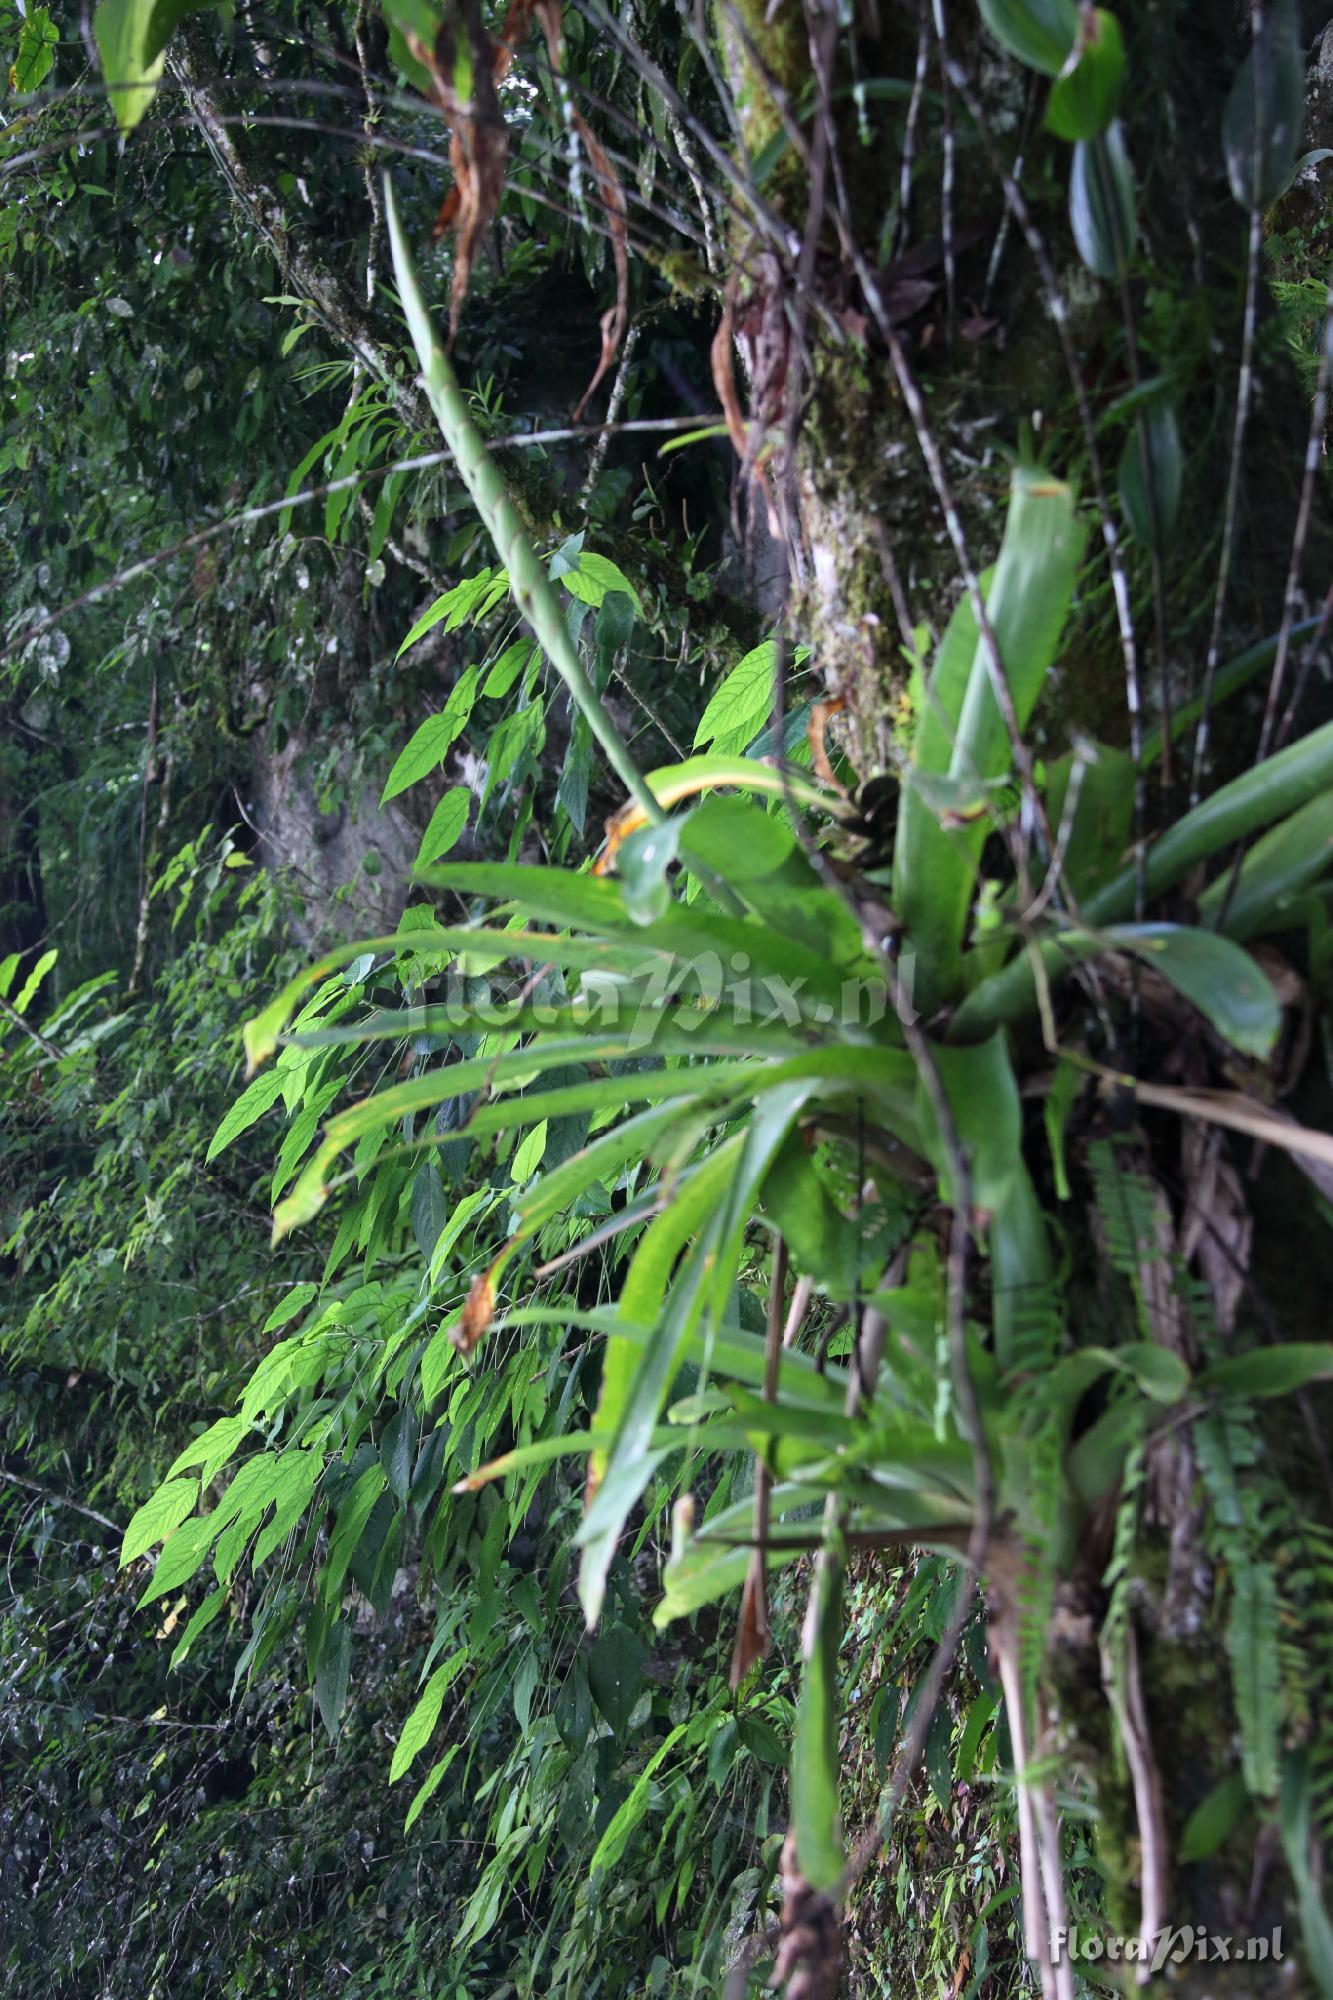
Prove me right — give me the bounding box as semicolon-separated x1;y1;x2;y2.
384;178;662;828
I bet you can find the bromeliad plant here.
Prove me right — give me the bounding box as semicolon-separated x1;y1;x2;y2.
122;182;1333;1998
114;10;1333;2000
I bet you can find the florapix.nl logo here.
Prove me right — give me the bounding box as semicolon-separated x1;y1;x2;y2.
1052;1925;1285;1973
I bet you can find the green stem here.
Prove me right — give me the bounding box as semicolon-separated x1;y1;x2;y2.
383;179;662;829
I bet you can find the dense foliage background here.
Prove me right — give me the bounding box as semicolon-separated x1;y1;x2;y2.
3;0;1333;1996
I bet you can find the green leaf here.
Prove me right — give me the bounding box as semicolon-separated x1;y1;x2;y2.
1070;124;1135;281
394;571;498;660
391;1653;466;1781
1043;741;1135;898
381;667;480;803
694;640;781;755
138;1513;217;1607
588;1624;645;1735
1118;401;1182;551
954;718;1333;1037
94;0;211;133
1044;8;1124;138
1178;1770;1247;1862
483;639;534;697
791;1552;845;1893
893;468;1082;1007
263;1284;318;1335
414;786;471;871
509;1118;548;1183
168;1587;226;1670
166;1413;247;1485
13;7;59;93
14;947;57;1016
1222;0;1304;210
1279;1754;1333;2000
320;1464;386;1606
411;1161;449;1259
978;0;1077;73
121;1477;199;1567
588;1725;686;1874
315;1619;351;1742
205;1068;288;1161
1198;1344;1333;1400
404;1744;460;1831
577;1138;744;1625
1228;1560;1279;1797
1099;924;1280;1060
1198;790;1333;942
763;1128;859;1297
617;814;690;925
556;550;642;614
914;1035;1022;1216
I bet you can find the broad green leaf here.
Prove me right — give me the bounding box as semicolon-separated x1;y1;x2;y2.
557;550;642;613
262;1283;318;1334
588;1624;645;1736
1198;1344;1333;1400
166;1413;247;1485
1044;8;1124;138
414;786;472;871
578;1139;743;1625
1222;0;1303;210
13;7;59;93
955;718;1333;1035
404;1744;461;1830
14;947;57;1016
1118;401;1182;552
791;1551;845;1893
1179;1771;1247;1862
694;640;780;755
319;1464;386;1605
138;1513;217;1607
914;1035;1022;1217
1070;124;1135;282
391;1653;466;1780
617;814;690;926
315;1619;351;1742
94;0;212;133
1198;790;1333;941
121;1477;200;1567
251;1449;324;1567
978;0;1076;74
1043;740;1135;898
762;1129;859;1297
510;1118;548;1183
394;570;499;660
380;667;480;803
1100;925;1280;1059
893;469;1082;1008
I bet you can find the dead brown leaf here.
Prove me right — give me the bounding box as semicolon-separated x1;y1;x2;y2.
451;1260;498;1356
728;1551;772;1688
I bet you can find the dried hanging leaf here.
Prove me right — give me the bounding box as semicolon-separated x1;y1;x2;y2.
729;1550;772;1688
807;696;848;795
569;117;628;421
451;1260;497;1355
411;0;518;339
